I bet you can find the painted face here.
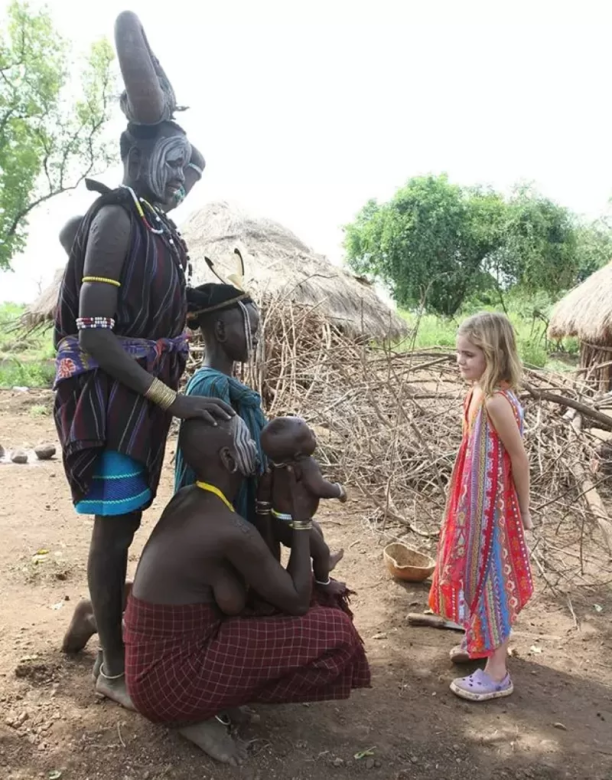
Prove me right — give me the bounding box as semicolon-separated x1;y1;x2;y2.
146;133;191;206
456;334;486;383
230;417;259;476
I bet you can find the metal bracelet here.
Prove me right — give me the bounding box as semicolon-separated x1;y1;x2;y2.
292;520;313;531
145;378;177;411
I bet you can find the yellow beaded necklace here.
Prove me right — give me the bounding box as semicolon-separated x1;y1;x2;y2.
196;481;235;512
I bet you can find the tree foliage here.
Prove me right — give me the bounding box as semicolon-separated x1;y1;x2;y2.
345;175;612;316
0;1;116;269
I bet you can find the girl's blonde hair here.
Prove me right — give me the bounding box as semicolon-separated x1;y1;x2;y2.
458;312;522;397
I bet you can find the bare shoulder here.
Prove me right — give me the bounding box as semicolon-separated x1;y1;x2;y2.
227;510;256;539
90;204;131;237
83;205;131;276
224;510;270;556
484;393;514;419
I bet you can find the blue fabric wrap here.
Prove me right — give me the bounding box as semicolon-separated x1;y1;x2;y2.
174;367;267;522
75;450;152;516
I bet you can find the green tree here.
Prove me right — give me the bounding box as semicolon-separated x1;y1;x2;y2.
573;216;612;282
492;185;578;293
345;176;611;315
344;175;505;316
0;1;116;269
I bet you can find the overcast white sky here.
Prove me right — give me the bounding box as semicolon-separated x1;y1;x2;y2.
2;0;612;302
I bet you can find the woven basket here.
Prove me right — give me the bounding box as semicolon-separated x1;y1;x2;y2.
383;543;436;583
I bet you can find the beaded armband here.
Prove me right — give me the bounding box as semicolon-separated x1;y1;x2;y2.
76;317;115;330
82;276;121;288
271;509;293;523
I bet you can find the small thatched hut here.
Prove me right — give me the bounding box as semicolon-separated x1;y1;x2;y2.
549;263;612;391
22;201;406;342
20;268;65;331
181;201;405;341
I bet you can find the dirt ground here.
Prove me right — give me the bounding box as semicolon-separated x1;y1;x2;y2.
0;389;611;780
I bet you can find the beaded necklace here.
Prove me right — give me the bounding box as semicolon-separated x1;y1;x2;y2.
121;185;192;285
196;481;235;512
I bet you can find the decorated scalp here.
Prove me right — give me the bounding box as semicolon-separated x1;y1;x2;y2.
119;120;186;161
179;416;257;477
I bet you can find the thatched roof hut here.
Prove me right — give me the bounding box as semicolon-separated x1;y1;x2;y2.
182;201;405;341
20;268;65;330
549;263;612;391
22;201;406;341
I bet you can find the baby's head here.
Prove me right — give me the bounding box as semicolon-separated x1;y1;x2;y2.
260;416;317;463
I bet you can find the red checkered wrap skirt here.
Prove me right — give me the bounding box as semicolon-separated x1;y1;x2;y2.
124;592;370;724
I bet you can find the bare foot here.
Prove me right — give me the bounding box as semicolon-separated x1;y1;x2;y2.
179;719;248;765
224;706;260;726
61;599;98;654
95;673;136;711
92;649;103;681
329;548;344;572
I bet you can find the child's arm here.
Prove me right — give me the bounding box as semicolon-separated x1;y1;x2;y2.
301;459;346;502
485;395;532;530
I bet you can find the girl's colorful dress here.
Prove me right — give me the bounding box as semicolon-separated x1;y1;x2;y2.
429;388;533;657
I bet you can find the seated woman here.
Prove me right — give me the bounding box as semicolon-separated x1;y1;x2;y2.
124;416;370;766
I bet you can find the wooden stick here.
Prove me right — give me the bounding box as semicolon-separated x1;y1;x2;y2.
569;415;612;557
524;381;612;430
407;614;463;631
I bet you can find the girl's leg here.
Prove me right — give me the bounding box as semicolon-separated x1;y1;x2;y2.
450;637;513;701
484;638;509;681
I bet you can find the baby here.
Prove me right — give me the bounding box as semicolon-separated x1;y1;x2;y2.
261;417;346;585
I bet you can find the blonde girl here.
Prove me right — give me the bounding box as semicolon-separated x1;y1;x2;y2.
429;312;533;701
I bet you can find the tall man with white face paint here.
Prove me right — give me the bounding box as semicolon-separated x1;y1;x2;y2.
54;12;234;709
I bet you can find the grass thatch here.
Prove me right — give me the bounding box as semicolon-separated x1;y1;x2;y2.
181;201;406;341
548;262;612;342
21;202;406;341
20;268;65;331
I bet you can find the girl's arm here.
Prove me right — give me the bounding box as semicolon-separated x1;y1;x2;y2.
485;395;532;530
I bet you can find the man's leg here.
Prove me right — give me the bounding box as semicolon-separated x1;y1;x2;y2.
88;511;141;709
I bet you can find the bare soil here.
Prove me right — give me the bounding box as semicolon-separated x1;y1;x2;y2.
0;390;611;780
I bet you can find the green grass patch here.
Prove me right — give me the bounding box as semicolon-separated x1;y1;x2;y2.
0;303;55;388
398;294;579;373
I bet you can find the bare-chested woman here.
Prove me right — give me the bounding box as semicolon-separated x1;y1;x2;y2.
123;416;370;765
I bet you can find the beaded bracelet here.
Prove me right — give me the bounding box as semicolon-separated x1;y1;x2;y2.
76;317;115;330
271;509;293;523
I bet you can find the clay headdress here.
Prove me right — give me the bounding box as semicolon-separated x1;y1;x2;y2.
114;11;186;127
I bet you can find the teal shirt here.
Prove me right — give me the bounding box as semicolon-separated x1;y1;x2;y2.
174;367;267;521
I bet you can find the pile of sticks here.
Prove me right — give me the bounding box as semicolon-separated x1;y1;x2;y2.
186;299;612;590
